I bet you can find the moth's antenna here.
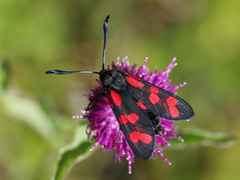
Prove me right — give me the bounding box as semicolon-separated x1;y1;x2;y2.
45;15;110;75
45;70;99;75
102;15;110;70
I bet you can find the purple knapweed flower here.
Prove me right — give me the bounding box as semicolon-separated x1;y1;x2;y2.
73;57;186;174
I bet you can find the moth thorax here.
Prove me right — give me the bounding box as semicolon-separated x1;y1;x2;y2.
100;69;127;91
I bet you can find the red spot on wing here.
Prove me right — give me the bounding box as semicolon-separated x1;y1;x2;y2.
126;76;142;87
166;96;179;118
129;131;152;144
119;113;139;125
136;100;148;110
127;113;139;124
150;86;159;94
149;93;159;104
119;115;128;125
106;93;114;108
111;90;122;106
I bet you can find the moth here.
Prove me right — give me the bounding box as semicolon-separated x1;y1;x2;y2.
46;15;194;160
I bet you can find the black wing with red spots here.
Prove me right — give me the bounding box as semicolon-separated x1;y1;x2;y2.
125;73;194;120
105;89;155;160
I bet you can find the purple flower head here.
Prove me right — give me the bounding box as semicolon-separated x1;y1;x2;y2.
73;57;186;174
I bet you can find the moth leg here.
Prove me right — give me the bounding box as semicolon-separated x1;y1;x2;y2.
116;129;122;143
148;112;163;136
86;92;104;110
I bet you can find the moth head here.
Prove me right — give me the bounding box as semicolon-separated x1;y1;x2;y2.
100;69;127;91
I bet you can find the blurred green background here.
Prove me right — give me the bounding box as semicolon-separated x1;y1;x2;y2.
0;0;239;180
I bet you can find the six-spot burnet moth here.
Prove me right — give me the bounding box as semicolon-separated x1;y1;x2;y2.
46;15;194;161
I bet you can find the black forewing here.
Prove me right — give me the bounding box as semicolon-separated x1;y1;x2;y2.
125;73;194;120
105;89;155;160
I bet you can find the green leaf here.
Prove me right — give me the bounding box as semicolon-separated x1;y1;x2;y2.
169;128;235;149
52;121;95;180
0;59;59;141
1;91;58;140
